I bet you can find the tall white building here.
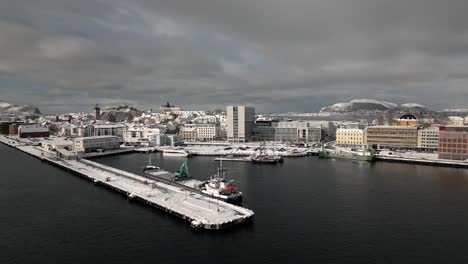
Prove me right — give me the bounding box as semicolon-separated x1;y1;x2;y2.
227;106;255;142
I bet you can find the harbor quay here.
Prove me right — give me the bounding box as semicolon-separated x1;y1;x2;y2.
0;136;254;230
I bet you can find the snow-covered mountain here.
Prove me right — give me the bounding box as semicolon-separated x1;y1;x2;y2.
0;100;41;115
320;99;427;113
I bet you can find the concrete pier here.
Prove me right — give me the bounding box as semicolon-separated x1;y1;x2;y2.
0;136;254;230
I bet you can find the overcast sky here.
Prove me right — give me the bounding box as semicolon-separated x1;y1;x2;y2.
1;0;468;114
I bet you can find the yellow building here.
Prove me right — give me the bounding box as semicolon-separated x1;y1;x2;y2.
336;128;365;146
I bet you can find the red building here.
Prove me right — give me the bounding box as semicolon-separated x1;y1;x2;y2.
438;126;468;160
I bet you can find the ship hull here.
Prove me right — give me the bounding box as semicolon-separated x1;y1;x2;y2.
163;152;190;157
251;159;279;164
204;193;243;205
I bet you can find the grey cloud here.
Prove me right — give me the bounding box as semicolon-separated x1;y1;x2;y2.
1;0;468;113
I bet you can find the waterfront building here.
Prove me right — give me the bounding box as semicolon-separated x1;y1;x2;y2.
417;126;439;150
274;127;298;142
465;115;468;125
305;120;335;140
301;126;322;143
73;136;120;153
438;126;468;160
18;124;50;138
365;126;418;149
93;124;126;140
253;120;276;141
396;114;419;126
336;128;365;146
227;106;255;142
253;120;321;143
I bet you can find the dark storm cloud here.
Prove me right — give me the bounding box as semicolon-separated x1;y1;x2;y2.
0;0;468;113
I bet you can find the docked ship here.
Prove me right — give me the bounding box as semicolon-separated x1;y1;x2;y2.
250;147;283;164
318;149;376;162
197;160;243;205
162;148;191;157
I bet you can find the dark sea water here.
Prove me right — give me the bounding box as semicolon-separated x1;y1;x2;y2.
2;143;468;263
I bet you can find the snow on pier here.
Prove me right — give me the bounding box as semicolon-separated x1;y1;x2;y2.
0;136;254;230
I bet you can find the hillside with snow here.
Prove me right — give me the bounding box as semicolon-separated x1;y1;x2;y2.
320;99;428;113
0;100;41;115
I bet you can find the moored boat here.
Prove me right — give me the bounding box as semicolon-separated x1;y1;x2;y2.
162;148;191;157
197;160;243;205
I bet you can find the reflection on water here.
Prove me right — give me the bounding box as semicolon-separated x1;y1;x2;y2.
3;144;468;263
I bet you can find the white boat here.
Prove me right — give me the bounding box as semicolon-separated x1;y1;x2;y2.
162;149;191;157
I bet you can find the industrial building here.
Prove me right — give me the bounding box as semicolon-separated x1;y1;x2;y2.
18;124;50;138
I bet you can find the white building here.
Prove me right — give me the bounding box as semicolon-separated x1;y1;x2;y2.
123;126;161;144
227;106;255;142
417;126;439;150
448;116;464;126
336;128;365;146
465;115;468;125
73;136;120;153
93;124;126;140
